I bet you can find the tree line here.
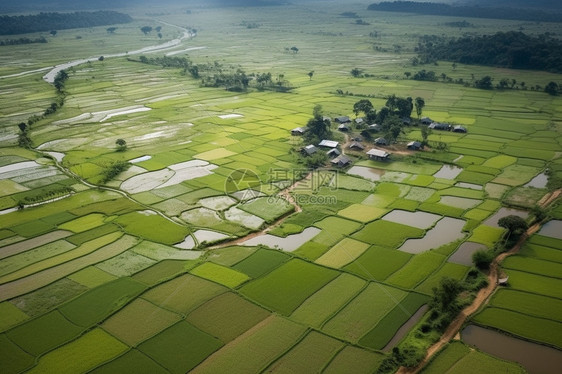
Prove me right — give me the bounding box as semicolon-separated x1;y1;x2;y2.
415;31;562;74
136;55;293;93
367;1;562;23
0;36;47;46
0;11;132;35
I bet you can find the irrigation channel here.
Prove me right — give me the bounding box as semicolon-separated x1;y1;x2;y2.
398;189;562;374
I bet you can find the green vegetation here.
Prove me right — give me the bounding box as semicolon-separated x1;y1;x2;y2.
240;259;339;315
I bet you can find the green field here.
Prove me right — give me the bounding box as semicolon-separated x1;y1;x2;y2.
1;1;562;372
240;259;339;315
138;321;223;374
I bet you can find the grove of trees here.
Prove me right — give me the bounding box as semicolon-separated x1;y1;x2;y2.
0;11;132;35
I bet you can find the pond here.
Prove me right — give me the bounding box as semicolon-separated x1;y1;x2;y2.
381;210;441;229
538;220;562;240
462;325;562;374
347;166;385;182
433;164;463;180
484;207;528;228
240;227;321;252
440;196;481;209
455;182;483;190
524;172;548;188
448;242;487;266
383;305;429;352
398;217;466;254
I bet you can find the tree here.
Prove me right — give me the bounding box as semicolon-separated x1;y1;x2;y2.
50;30;57;36
472;249;494;270
140;26;152;35
308;71;314;80
404;71;411;79
155;26;162;32
498;215;528;243
350;68;362;77
115;138;127;152
431;277;462;313
475;76;493;90
98;56;104;61
414;97;425;119
420;125;431;146
290;46;299;53
452;62;457;70
305;105;331;143
353;99;373;116
158;32;163;39
545;81;559;96
106;27;117;34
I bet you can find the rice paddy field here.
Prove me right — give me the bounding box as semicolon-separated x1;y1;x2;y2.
1;0;561;372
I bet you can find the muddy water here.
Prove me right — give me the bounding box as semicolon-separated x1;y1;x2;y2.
538;220;562;240
484;207;529;228
347;166;385;182
381;210;441;229
399;217;466;254
524;173;548;189
383;305;429;352
448;242;487;266
462;325;562;374
240;227;321;252
433;164;463;180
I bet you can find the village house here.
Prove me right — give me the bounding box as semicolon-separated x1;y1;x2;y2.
366;148;390;160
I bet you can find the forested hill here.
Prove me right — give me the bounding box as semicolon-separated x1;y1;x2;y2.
417;31;562;73
0;11;133;35
367;1;562;23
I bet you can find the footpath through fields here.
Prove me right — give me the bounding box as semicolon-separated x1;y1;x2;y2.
398;188;562;374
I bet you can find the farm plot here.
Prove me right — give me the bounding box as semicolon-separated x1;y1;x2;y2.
138;321;223;374
504;269;562;300
322;282;408;343
344;246;412;281
238;197;293;223
385;251;446;290
240;259;339;315
0;334;34;374
101;298;182;346
338;203;388;223
264;331;344;373
96;250;156;277
231;248;290;278
315;238;370;268
6;310;83;356
207;246;257;267
489;289;562;322
141;274;228;314
323;345;384;374
59;277;147;327
0;235;139;302
0;230;72;260
190;315;307;374
115;211;189;245
25;328;128;374
132;260;194;286
67;266;117;288
187;292;270;343
90;349;169;374
290;273;366;328
472;307;562;349
352;220;424;248
190;262;250;288
501;256;562;279
0;302;29;332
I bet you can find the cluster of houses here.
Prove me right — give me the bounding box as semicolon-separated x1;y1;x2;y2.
291;114;467;168
421;117;467;133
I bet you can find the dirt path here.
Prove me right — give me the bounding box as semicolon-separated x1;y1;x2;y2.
211;172;311;249
397;189;561;374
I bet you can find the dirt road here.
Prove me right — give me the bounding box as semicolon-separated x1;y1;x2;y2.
397;189;561;374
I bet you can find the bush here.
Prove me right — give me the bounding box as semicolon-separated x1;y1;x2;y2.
472;249;494;270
